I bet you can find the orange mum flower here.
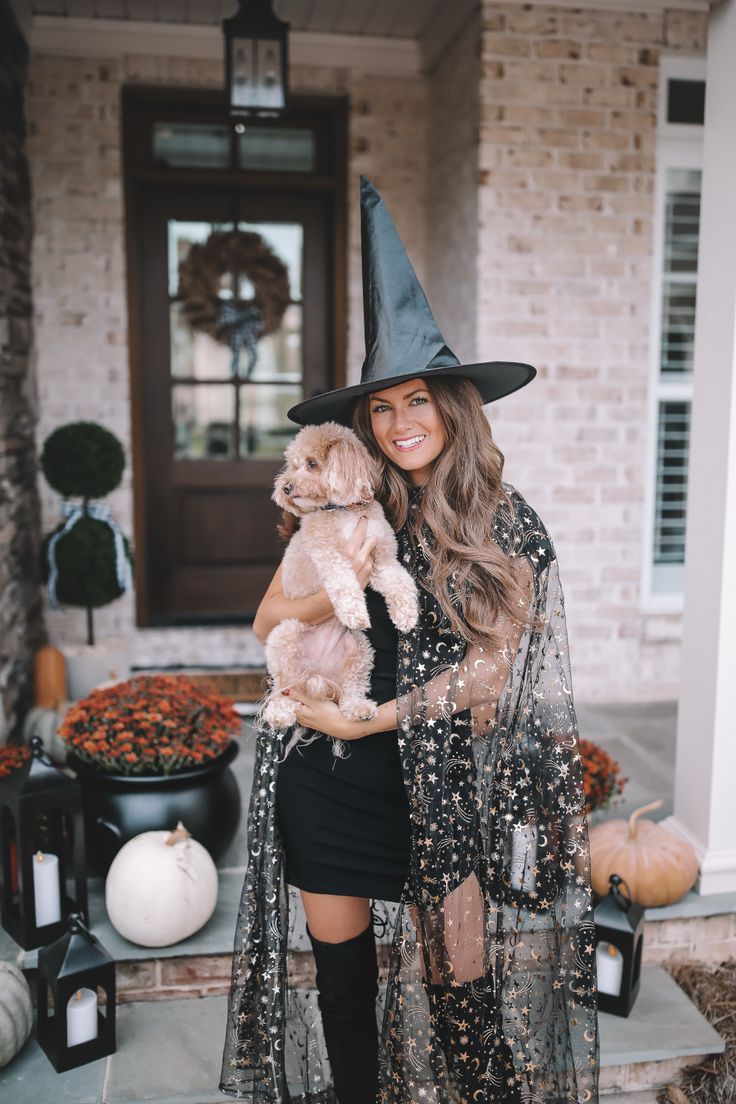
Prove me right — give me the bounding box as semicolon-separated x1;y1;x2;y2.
59;674;241;776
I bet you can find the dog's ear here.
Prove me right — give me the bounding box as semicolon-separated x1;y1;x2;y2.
324;435;378;502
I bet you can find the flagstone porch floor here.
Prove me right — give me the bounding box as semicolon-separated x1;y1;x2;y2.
0;964;725;1103
0;701;732;1100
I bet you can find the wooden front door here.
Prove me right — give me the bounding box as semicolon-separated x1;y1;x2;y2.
136;188;332;624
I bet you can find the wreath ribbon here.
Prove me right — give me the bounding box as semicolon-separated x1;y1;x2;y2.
216;301;264;378
46;500;133;612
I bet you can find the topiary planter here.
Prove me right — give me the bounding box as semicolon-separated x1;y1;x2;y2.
62;638;131;700
67;740;241;875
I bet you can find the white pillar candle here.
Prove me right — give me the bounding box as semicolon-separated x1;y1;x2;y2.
510;822;538;893
32;851;61;927
596;940;624;997
66;987;98;1047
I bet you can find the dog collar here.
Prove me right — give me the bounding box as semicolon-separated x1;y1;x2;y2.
320;497;373;512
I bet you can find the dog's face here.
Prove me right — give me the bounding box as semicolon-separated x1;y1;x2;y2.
273;422;378;517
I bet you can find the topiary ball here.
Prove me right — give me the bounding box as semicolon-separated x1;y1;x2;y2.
40;514;134;609
41;422;125;499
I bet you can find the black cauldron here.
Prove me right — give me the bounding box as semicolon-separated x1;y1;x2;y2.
68;739;241;874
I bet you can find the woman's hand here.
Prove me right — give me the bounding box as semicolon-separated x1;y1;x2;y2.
344;516;376;590
285;691;372;741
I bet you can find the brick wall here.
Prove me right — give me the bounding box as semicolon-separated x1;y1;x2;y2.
424;10;481;363
25;54;428;670
0;0;46;741
474;3;707;701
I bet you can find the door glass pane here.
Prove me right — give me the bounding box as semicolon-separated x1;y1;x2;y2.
171;303;233;381
173;384;236;460
153;123;230;169
239;384;301;457
168;220;234;298
238;220;303;300
237;127;315;172
246;302;302;382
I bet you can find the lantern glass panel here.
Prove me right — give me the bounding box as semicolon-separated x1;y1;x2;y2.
231;37;255;109
256;38;285;110
231;35;284;112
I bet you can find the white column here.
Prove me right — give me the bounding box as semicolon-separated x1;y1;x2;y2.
662;0;736;894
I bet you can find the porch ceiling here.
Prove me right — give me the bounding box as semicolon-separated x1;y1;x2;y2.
28;0;447;38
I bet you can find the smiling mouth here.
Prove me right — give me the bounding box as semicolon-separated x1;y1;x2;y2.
393;434;426;451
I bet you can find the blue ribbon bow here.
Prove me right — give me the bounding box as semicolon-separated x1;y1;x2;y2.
46;500;133;612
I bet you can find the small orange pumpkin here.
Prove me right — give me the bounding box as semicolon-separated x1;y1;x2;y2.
33;645;67;710
589;799;699;907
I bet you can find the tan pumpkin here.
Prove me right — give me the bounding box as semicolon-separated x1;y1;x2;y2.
0;962;33;1068
589;799;699;907
33;644;68;709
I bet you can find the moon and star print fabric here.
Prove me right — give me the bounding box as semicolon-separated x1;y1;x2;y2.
220;481;600;1103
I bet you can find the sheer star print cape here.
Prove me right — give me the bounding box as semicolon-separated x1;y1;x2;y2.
219;482;600;1103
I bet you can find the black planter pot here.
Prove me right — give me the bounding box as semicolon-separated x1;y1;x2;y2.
68;740;242;875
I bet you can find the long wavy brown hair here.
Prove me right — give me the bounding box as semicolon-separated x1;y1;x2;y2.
353;376;539;650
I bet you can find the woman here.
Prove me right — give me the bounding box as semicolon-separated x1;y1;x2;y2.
220;179;600;1104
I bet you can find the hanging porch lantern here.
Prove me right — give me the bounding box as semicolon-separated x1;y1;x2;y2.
222;0;289;119
36;912;116;1071
0;736;88;949
593;872;645;1017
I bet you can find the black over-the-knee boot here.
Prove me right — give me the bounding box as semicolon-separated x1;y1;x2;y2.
307;921;379;1104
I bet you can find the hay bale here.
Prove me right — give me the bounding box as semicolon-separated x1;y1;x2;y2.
657;959;735;1104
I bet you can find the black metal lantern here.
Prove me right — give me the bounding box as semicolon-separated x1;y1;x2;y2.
0;736;88;949
37;912;116;1071
593;873;645;1017
222;0;289;118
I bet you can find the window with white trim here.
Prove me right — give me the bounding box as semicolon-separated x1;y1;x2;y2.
643;57;705;606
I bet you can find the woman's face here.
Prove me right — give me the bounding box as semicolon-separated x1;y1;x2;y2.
367;377;446;485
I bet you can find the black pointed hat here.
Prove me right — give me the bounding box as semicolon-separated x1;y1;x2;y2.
287;176;536;427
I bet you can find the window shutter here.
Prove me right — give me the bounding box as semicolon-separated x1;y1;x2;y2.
654;400;690;569
660;170;700;375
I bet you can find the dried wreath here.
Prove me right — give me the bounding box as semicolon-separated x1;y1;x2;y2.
177;228;292;378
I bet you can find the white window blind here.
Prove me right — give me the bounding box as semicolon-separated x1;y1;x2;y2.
651;169;700;594
645;58;704;606
660;172;700;375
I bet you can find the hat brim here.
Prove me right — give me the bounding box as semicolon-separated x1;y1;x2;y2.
287;361;536;427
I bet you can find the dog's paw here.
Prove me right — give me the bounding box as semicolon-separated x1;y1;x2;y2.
339;697;378;722
334;598;371;631
263;696;298;728
387;590;420;632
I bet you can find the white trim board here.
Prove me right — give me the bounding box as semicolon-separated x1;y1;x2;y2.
661;815;736;896
29;4;710;71
29;17;422;75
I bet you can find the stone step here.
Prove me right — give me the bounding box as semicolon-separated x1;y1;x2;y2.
0;964;723;1103
3;876;735;1004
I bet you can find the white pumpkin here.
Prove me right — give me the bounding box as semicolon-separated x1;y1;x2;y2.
105;822;218;947
0;962;33;1068
22;703;71;763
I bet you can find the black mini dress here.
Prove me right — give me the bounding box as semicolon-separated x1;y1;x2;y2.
275;586;411;903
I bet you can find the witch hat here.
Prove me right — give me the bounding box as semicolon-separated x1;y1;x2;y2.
287;177;536;427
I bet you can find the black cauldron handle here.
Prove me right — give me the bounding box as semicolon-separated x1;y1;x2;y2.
96;816;123;842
